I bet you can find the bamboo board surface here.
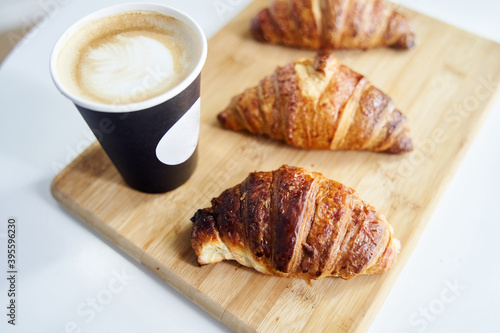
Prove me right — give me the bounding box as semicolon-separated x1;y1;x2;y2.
51;1;500;332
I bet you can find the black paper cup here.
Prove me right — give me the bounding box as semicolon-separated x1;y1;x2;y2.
50;3;207;193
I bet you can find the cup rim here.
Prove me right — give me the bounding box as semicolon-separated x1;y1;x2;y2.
50;2;208;113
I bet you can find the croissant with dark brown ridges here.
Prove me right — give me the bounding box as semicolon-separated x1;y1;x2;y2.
251;0;415;50
191;165;400;280
217;53;412;154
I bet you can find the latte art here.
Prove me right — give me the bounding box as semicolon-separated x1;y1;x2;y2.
56;11;200;104
79;34;176;103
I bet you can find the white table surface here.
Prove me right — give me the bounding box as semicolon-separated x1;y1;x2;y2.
1;1;499;332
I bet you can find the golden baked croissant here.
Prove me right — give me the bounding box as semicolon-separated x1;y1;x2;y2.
217;53;412;154
191;165;400;280
251;0;415;50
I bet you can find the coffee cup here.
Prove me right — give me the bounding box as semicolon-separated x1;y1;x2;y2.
50;3;207;193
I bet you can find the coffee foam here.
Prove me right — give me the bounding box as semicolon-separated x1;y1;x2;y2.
56;11;200;105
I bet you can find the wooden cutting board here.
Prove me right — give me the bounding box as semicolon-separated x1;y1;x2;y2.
51;1;500;332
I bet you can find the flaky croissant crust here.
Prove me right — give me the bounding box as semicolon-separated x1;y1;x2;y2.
251;0;415;50
191;165;400;280
218;53;412;154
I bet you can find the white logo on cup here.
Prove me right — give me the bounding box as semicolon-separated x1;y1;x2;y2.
155;98;200;165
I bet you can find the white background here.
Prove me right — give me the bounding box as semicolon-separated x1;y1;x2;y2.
1;0;499;332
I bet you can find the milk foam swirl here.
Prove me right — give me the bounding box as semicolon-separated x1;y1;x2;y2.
56;11;200;105
80;34;176;103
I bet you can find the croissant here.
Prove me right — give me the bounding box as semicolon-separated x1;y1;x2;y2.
191;165;400;280
217;53;412;154
251;0;415;50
